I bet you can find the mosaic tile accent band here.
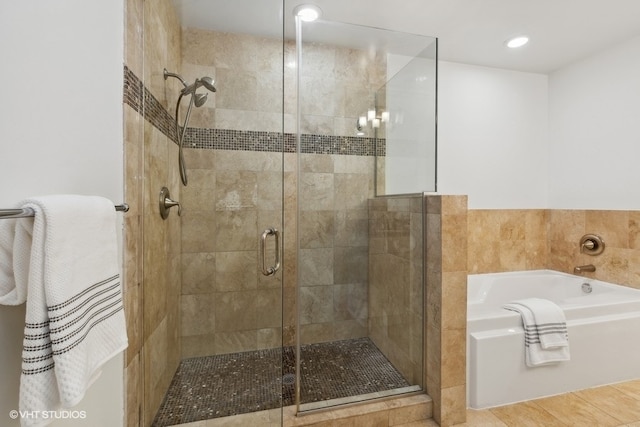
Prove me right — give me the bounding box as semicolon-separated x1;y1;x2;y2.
124;65;178;142
124;65;386;156
151;338;410;426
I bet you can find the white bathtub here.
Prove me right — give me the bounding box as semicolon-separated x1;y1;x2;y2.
467;269;640;409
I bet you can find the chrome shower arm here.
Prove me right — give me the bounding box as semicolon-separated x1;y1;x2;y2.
163;68;188;88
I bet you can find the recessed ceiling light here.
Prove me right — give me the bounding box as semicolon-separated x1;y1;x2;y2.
506;35;529;49
293;4;322;22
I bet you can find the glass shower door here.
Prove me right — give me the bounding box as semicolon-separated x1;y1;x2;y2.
172;0;286;423
142;1;287;426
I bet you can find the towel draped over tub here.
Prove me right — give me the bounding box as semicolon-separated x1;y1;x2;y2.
0;195;128;427
503;297;570;367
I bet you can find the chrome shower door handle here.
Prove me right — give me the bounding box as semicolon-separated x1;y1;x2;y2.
260;227;281;276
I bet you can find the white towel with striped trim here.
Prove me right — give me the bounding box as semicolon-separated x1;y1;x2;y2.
503;298;569;367
0;195;128;426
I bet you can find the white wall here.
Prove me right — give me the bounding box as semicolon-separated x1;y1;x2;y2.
385;52;437;195
0;1;124;426
437;35;640;211
548;35;640;210
437;61;549;209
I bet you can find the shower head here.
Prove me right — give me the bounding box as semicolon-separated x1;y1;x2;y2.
165;68;216;94
199;76;217;92
181;76;217;96
194;93;208;107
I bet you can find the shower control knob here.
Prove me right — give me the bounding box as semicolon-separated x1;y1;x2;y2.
579;234;605;256
159;187;181;219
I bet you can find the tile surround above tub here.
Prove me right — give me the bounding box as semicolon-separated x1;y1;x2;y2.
124;65;386;156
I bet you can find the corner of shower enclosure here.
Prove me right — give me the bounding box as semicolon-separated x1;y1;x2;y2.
290;7;437;415
138;1;438;425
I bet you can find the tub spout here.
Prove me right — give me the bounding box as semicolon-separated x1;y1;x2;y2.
574;264;596;274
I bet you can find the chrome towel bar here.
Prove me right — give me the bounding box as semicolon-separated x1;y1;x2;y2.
0;203;129;219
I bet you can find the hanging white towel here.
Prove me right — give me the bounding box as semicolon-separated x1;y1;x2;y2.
503;298;569;367
0;211;32;306
0;195;128;427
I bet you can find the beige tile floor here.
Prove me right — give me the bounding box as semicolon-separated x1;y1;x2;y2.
397;380;640;427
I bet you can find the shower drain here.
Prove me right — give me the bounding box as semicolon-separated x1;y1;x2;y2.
282;373;296;385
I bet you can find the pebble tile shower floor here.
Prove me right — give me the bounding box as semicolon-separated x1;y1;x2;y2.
152;337;411;426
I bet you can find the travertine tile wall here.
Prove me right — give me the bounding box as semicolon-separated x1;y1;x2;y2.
368;196;424;386
179;149;375;356
548;210;640;287
141;121;182;426
181;28;386;137
178;28;383;352
142;0;183;424
124;0;183;425
425;195;468;427
123;103;143;427
123;1;144;426
467;210;548;274
123;0;144;426
181;28;286;133
298;153;374;344
179;148;285;357
468;209;640;289
298;40;386;138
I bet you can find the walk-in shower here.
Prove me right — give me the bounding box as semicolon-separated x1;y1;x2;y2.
139;1;437;426
163;68;217;186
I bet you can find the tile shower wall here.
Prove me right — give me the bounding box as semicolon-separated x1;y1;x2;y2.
368;196;424;385
179;148;285;357
181;28;386;137
180;28;286;133
297;153;374;344
179;149;376;357
123;1;144;426
143;0;184;423
124;0;182;425
178;28;384;354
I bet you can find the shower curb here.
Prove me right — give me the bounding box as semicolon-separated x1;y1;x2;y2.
283;393;433;426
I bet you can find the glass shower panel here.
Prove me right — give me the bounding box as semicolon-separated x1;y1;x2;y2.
144;1;286;426
291;16;435;412
376;41;438;195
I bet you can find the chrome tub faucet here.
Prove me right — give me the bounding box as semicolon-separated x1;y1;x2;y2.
574;264;596;274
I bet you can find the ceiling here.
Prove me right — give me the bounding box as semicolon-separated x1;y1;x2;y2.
174;0;640;74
